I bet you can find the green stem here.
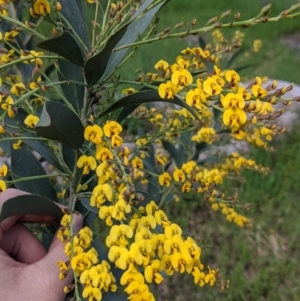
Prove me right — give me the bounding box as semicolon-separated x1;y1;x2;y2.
0;14;45;40
6;173;69;184
0;56;62;70
92;1;100;49
113;12;300;51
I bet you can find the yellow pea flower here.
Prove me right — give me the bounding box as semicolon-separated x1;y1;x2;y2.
158;172;172;187
11;83;26;96
203;77;222;96
158;81;178;99
221;92;245;110
225;70;240;84
77;155;97;175
82;286;102;301
111;134;123;147
186;88;206;108
0;164;8;177
173;167;185;182
0;180;6;192
144;259;164;284
24;114;39;128
33;0;51;15
103;121;122;138
84;124;103;145
171;69;193;87
95;147;113;161
154;60;169;71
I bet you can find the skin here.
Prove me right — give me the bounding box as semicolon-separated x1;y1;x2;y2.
0;189;83;301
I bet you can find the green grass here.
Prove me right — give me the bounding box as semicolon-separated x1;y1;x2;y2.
160;130;300;301
118;0;300;84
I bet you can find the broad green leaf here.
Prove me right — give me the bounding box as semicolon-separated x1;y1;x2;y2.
225;48;245;69
192;142;207;161
35;101;84;149
99;90;198;119
22;133;64;172
62;144;76;172
84;26;128;87
37;32;85;67
162;141;184;168
102;1;169;80
0;195;62;223
59;0;90;48
58;60;84;114
80;198;98;214
10;144;57;201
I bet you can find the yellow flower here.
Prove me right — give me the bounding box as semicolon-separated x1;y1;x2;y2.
24;114;39;128
132;157;143;169
0;164;8;177
0;180;6;192
4;30;18;42
181;181;191;192
70;252;92;276
77;155;97;175
144;259;163;284
221;92;245;110
95;147;113;161
154;60;169;71
1;96;15;118
225;70;240;84
111;135;123;147
223;108;247;131
186;88;206;108
103;121;122;138
158;172;171;187
203;77;222;96
1;50;15;62
84;124;103;145
252;84;267;98
82;286;102;301
33;0;51;15
99;205;114;226
193;47;210;58
112;199;131;221
122;87;136;94
171;69;193;87
90;183;113;207
173;167;185;182
11;83;26;96
158;81;178;99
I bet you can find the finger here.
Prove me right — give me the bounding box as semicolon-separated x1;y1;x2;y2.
0;223;47;264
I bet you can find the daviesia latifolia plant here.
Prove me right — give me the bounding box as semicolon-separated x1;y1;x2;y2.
0;0;300;300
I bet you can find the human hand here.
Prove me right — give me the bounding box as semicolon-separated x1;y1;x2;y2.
0;189;83;301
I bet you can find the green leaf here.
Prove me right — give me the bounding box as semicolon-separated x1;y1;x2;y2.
99;90;198;119
35;101;84;149
0;195;62;223
80;198;98;214
10;144;57;201
162;141;184;168
84;26;128;87
22;133;64;172
192;142;207;161
58;60;84;113
59;0;90;48
37;31;85;67
102;0;168;80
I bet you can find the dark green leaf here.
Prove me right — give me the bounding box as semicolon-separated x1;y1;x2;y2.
35;101;84;149
225;48;245;69
84;26;129;87
99;90;198;119
235;63;258;73
62;144;76;171
37;32;84;67
0;194;62;223
58;60;84;113
116;104;140;123
80;198;98;214
59;0;90;48
102;1;168;80
3;108;28;134
198;36;207;49
22;133;64;172
192;142;207;161
10;144;57;201
162;141;184;168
